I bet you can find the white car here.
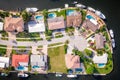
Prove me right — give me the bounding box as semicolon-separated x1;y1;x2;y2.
109;29;114;38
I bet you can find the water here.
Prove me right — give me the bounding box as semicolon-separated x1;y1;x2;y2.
66;10;74;16
35;16;43;20
0;0;120;80
48;13;56;18
86;15;95;20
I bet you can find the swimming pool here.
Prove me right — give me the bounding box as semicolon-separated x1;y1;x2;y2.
86;15;95;20
35;16;43;20
98;63;105;68
17;66;25;70
66;10;74;16
48;13;56;18
32;65;40;69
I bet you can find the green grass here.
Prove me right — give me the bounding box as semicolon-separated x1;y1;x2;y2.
48;42;63;47
0;48;6;56
48;46;67;73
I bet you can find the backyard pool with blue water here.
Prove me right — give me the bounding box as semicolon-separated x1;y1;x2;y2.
66;10;74;16
48;13;56;18
98;63;105;68
35;15;43;20
86;15;95;20
17;66;25;70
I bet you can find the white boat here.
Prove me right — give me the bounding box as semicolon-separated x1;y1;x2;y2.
72;1;78;4
109;29;114;38
87;7;96;12
67;74;77;78
18;72;29;78
111;39;115;48
55;72;63;77
75;3;86;9
95;10;106;19
26;7;38;12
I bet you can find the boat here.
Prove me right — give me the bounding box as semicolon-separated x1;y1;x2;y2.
109;29;114;38
72;1;78;4
55;72;63;77
95;10;106;19
18;72;29;78
26;7;38;12
75;3;86;9
67;74;77;78
87;7;96;12
0;73;9;77
111;39;115;48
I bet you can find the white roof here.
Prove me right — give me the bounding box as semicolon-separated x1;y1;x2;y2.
28;21;45;33
0;22;3;31
90;19;98;25
93;53;108;64
0;63;5;68
0;57;9;63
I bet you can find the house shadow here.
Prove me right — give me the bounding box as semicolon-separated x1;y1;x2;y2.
47;56;51;70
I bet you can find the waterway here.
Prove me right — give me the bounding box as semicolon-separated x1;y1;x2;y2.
0;0;120;80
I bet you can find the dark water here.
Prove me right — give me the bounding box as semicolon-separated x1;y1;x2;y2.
0;0;120;80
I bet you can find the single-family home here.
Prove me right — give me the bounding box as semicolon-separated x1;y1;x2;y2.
82;19;99;32
28;21;45;33
12;54;29;71
4;17;24;32
0;57;9;68
95;34;104;49
93;53;108;68
31;54;47;71
47;16;65;30
66;11;82;27
65;54;80;69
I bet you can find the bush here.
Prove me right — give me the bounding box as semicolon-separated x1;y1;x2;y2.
86;65;95;74
84;49;93;57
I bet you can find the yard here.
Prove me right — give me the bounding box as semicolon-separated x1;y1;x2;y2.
48;46;67;73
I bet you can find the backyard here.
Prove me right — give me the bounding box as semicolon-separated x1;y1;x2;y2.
48;46;67;73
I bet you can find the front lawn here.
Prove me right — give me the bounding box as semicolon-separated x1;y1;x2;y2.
48;46;67;73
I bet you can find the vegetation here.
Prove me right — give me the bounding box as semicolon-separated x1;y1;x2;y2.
84;49;93;57
21;10;32;22
46;36;52;41
86;64;95;74
45;28;52;36
0;31;8;37
81;10;87;21
0;11;10;18
48;42;63;47
48;46;67;73
42;9;48;21
56;10;66;19
0;48;6;56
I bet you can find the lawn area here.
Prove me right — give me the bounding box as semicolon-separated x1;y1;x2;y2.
48;46;67;73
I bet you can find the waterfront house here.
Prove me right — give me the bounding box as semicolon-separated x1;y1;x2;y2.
0;22;3;31
95;34;104;49
66;11;82;27
28;21;45;33
4;17;24;32
0;57;9;68
82;19;99;32
31;54;47;71
93;53;108;68
47;16;65;30
12;54;29;71
65;54;80;69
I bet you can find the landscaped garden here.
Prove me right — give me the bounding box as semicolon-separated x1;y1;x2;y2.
48;45;67;73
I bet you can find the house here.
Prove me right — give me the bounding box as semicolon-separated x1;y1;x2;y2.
95;34;104;49
65;54;80;69
82;19;99;32
0;22;3;31
4;17;24;32
28;21;45;33
66;11;82;27
93;53;108;67
0;57;9;68
12;54;29;71
31;54;47;71
47;16;65;30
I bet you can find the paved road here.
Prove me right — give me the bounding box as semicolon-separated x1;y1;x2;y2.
0;36;69;46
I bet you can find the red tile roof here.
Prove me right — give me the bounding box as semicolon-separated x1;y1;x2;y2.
65;54;80;69
47;16;65;30
4;17;24;32
66;12;82;27
12;54;29;68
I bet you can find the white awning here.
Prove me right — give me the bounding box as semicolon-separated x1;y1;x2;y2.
0;22;3;31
